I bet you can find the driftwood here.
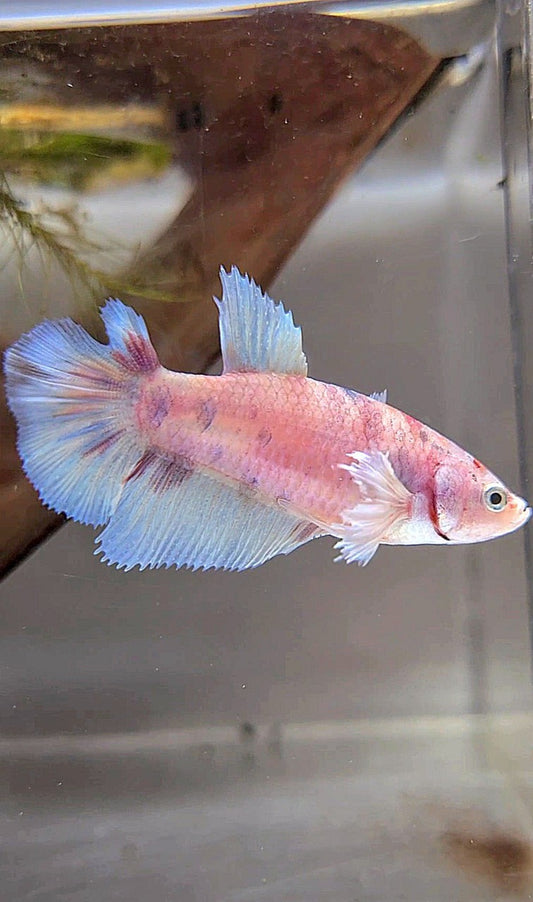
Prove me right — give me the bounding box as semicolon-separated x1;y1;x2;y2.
0;12;439;575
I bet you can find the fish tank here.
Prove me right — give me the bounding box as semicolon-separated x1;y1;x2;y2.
1;1;533;899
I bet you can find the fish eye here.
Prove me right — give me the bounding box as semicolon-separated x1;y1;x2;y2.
483;485;507;512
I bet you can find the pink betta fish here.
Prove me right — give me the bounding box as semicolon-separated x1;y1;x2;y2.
3;266;530;571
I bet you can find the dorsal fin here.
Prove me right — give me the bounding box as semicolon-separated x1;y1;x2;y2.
214;266;307;376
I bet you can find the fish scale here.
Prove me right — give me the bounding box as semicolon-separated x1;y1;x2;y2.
137;370;409;525
149;370;444;513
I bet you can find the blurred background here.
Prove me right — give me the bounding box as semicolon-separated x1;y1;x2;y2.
1;2;533;899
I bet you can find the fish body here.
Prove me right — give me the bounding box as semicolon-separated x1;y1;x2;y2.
136;370;453;539
3;266;530;571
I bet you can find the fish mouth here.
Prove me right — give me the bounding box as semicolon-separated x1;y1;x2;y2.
514;499;531;528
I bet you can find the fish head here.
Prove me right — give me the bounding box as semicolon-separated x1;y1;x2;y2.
431;460;531;544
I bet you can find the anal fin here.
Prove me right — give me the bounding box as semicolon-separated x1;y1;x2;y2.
96;454;318;571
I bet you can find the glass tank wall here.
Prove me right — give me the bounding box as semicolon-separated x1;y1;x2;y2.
1;2;533;899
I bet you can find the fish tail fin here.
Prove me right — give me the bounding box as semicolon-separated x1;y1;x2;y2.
3;299;159;526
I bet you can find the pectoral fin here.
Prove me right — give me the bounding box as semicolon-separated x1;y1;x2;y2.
334;450;413;565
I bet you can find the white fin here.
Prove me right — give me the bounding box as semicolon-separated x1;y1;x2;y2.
96;456;318;571
214;266;307;376
334;450;413;566
369;389;387;403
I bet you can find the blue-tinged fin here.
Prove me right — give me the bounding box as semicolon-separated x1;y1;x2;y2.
96;458;319;571
100;299;153;353
3;299;159;526
214;266;308;376
369;389;387;404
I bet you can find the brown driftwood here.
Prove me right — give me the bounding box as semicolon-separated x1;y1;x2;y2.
0;12;439;576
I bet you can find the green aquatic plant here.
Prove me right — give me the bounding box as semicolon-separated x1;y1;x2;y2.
0;129;171;191
0;106;177;306
0;172;176;307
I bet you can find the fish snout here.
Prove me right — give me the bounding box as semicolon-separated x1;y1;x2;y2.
510;496;531;528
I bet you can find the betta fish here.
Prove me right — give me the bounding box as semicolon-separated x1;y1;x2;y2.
3;266;530;571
